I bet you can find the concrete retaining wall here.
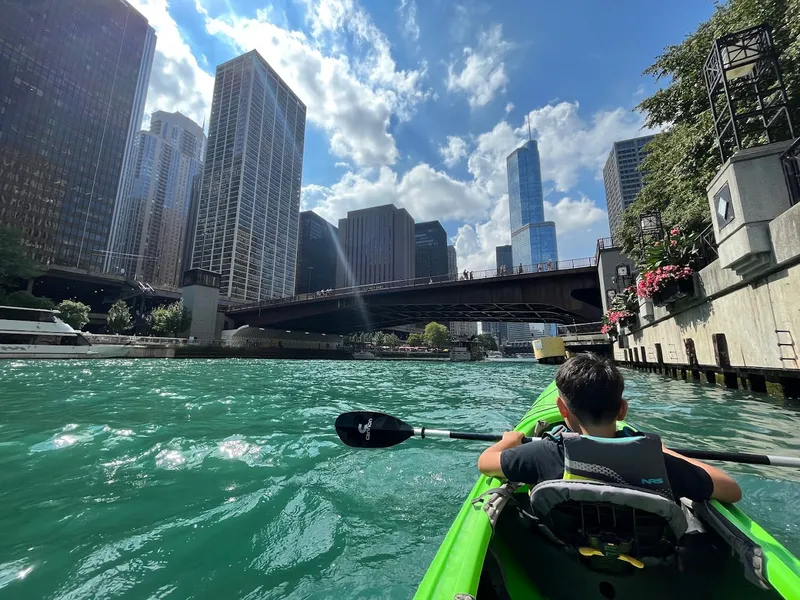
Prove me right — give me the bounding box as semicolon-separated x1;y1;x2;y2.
612;203;800;395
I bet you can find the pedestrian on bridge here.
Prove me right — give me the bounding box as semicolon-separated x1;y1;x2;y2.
518;263;524;274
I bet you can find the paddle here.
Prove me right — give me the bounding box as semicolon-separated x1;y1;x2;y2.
334;411;800;468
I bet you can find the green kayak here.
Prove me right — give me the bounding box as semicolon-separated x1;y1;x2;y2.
414;381;800;600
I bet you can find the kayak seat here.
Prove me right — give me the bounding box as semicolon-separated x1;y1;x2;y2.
528;480;689;572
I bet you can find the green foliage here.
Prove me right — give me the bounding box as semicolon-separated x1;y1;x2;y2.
0;226;40;290
475;333;498;352
424;322;450;350
107;300;132;334
619;0;800;253
384;333;399;348
373;331;385;347
149;300;192;337
56;300;90;330
0;290;55;309
406;333;424;346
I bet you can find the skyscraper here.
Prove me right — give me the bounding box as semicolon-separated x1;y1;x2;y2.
603;134;657;240
106;111;205;287
335;204;415;287
192;50;306;301
495;245;513;273
0;0;156;270
447;245;457;278
507;140;558;267
296;210;338;295
182;173;203;281
415;221;448;279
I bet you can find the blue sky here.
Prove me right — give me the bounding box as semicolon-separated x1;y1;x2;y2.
129;0;716;271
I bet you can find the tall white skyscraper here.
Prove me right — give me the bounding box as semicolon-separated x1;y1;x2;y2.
192;50;307;300
447;245;457;277
106;111;205;287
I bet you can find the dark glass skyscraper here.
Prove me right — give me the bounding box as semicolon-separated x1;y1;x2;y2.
414;220;448;279
295;210;338;295
495;244;513;273
0;0;155;270
506;140;558;267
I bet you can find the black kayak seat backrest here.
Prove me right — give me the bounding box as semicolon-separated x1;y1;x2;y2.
530;480;689;564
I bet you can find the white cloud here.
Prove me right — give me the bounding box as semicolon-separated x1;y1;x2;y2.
525;102;653;191
505;102;514;114
544;196;607;234
202;0;430;167
128;0;215;127
453;196;511;272
303;163;491;225
439;136;468;168
447;24;510;108
398;0;420;41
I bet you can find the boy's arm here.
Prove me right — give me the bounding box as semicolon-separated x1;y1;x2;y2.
478;431;526;478
663;446;742;503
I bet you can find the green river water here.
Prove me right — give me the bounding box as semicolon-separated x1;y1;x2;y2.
2;359;800;599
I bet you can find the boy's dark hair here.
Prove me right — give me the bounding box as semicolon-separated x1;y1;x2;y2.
555;353;624;425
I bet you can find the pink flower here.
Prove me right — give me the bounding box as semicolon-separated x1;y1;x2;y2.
670;227;680;236
670;240;677;247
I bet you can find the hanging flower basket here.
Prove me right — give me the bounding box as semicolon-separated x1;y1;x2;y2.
651;276;695;306
619;313;638;328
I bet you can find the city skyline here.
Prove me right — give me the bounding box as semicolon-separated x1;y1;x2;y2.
118;0;693;273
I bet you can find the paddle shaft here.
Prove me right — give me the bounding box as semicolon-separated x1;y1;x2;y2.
415;428;800;467
671;448;800;468
412;428;532;444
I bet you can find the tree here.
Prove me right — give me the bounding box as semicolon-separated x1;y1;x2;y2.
424;322;450;350
56;300;90;330
406;333;424;346
618;0;800;253
0;226;40;291
384;333;399;348
476;333;498;352
0;290;55;309
373;331;385;347
149;300;192;337
107;300;132;334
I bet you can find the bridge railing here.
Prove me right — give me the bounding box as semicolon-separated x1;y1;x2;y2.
229;256;597;313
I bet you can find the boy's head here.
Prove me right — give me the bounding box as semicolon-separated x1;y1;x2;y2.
555;353;626;429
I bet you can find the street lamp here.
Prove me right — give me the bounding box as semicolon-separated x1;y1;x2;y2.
638;210;663;248
704;23;794;162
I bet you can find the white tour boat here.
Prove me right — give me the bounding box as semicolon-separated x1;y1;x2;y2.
352;350;377;360
0;305;132;359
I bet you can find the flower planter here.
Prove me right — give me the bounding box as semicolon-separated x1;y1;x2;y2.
651;277;695;306
619;314;638;329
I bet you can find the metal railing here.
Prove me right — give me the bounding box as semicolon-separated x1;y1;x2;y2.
229;256;597;313
782;137;800;207
692;223;719;270
557;322;605;336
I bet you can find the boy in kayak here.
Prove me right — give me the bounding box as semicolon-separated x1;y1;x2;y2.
478;353;742;503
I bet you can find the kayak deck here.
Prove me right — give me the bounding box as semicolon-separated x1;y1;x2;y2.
414;381;800;600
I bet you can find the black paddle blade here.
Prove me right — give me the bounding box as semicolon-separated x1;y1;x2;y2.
335;411;415;448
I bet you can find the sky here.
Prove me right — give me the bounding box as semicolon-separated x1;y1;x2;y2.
127;0;717;272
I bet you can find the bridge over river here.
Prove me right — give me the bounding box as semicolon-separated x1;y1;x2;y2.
226;258;603;334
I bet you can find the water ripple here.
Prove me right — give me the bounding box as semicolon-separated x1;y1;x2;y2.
1;359;798;599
